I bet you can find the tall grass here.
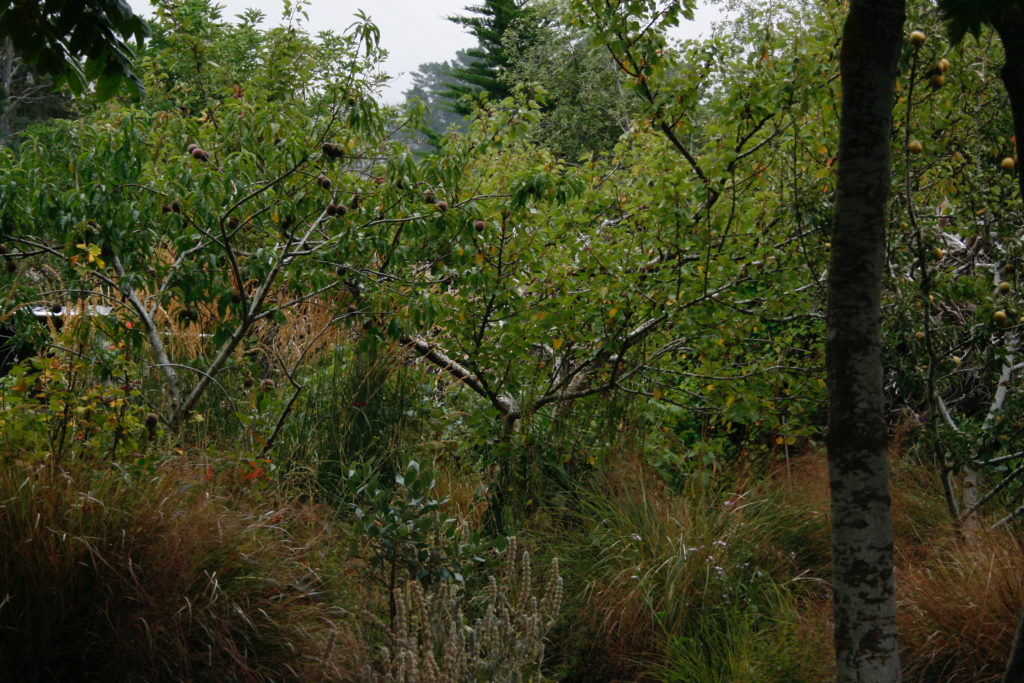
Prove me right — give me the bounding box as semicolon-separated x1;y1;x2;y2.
898;529;1024;682
0;463;363;681
278;341;430;501
536;453;832;681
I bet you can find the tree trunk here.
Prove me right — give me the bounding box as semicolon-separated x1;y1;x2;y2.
826;0;905;680
1004;607;1024;683
987;10;1024;680
989;6;1024;203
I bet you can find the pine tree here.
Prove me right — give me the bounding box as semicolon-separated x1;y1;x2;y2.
440;0;542;114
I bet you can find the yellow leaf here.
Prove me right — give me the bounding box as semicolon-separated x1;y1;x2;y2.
725;395;735;407
608;307;618;317
552;338;563;350
474;252;484;264
587;455;597;466
652;389;662;400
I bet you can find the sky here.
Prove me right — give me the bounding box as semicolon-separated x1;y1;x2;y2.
133;1;722;104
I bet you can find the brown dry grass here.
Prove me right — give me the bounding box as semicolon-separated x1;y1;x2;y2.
898;529;1024;682
777;449;1023;682
0;461;369;682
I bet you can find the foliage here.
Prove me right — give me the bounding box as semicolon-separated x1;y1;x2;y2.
0;39;70;145
0;343;153;463
396;0;846;512
0;1;397;431
347;457;487;621
441;0;545;114
500;0;641;159
538;454;830;681
882;3;1023;521
3;0;1024;677
0;0;148;98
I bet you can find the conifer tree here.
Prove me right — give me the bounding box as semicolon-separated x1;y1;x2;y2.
441;0;541;113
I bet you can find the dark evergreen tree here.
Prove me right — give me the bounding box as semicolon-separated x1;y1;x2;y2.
440;0;542;114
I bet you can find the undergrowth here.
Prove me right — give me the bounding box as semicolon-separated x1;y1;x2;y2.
533;453;832;682
0;462;362;682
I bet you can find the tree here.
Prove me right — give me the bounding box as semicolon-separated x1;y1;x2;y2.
934;3;1024;679
402;53;473;150
0;38;69;144
404;0;850;529
826;0;905;678
0;3;399;435
0;0;148;99
440;0;541;114
499;0;639;159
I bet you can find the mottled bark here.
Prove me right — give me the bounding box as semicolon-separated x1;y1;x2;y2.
827;0;905;680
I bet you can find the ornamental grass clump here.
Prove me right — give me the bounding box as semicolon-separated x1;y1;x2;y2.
0;463;360;681
545;453;831;681
898;528;1024;682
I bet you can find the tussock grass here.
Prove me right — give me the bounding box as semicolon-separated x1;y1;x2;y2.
898;529;1024;682
0;463;364;682
537;453;831;682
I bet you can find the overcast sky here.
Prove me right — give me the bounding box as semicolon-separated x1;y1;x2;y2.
132;1;722;103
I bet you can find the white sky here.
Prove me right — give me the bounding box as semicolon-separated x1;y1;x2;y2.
133;1;721;104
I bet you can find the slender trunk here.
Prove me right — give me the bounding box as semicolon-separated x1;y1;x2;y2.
111;254;182;408
1004;608;1024;683
827;0;904;679
989;7;1024;203
0;38;14;142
